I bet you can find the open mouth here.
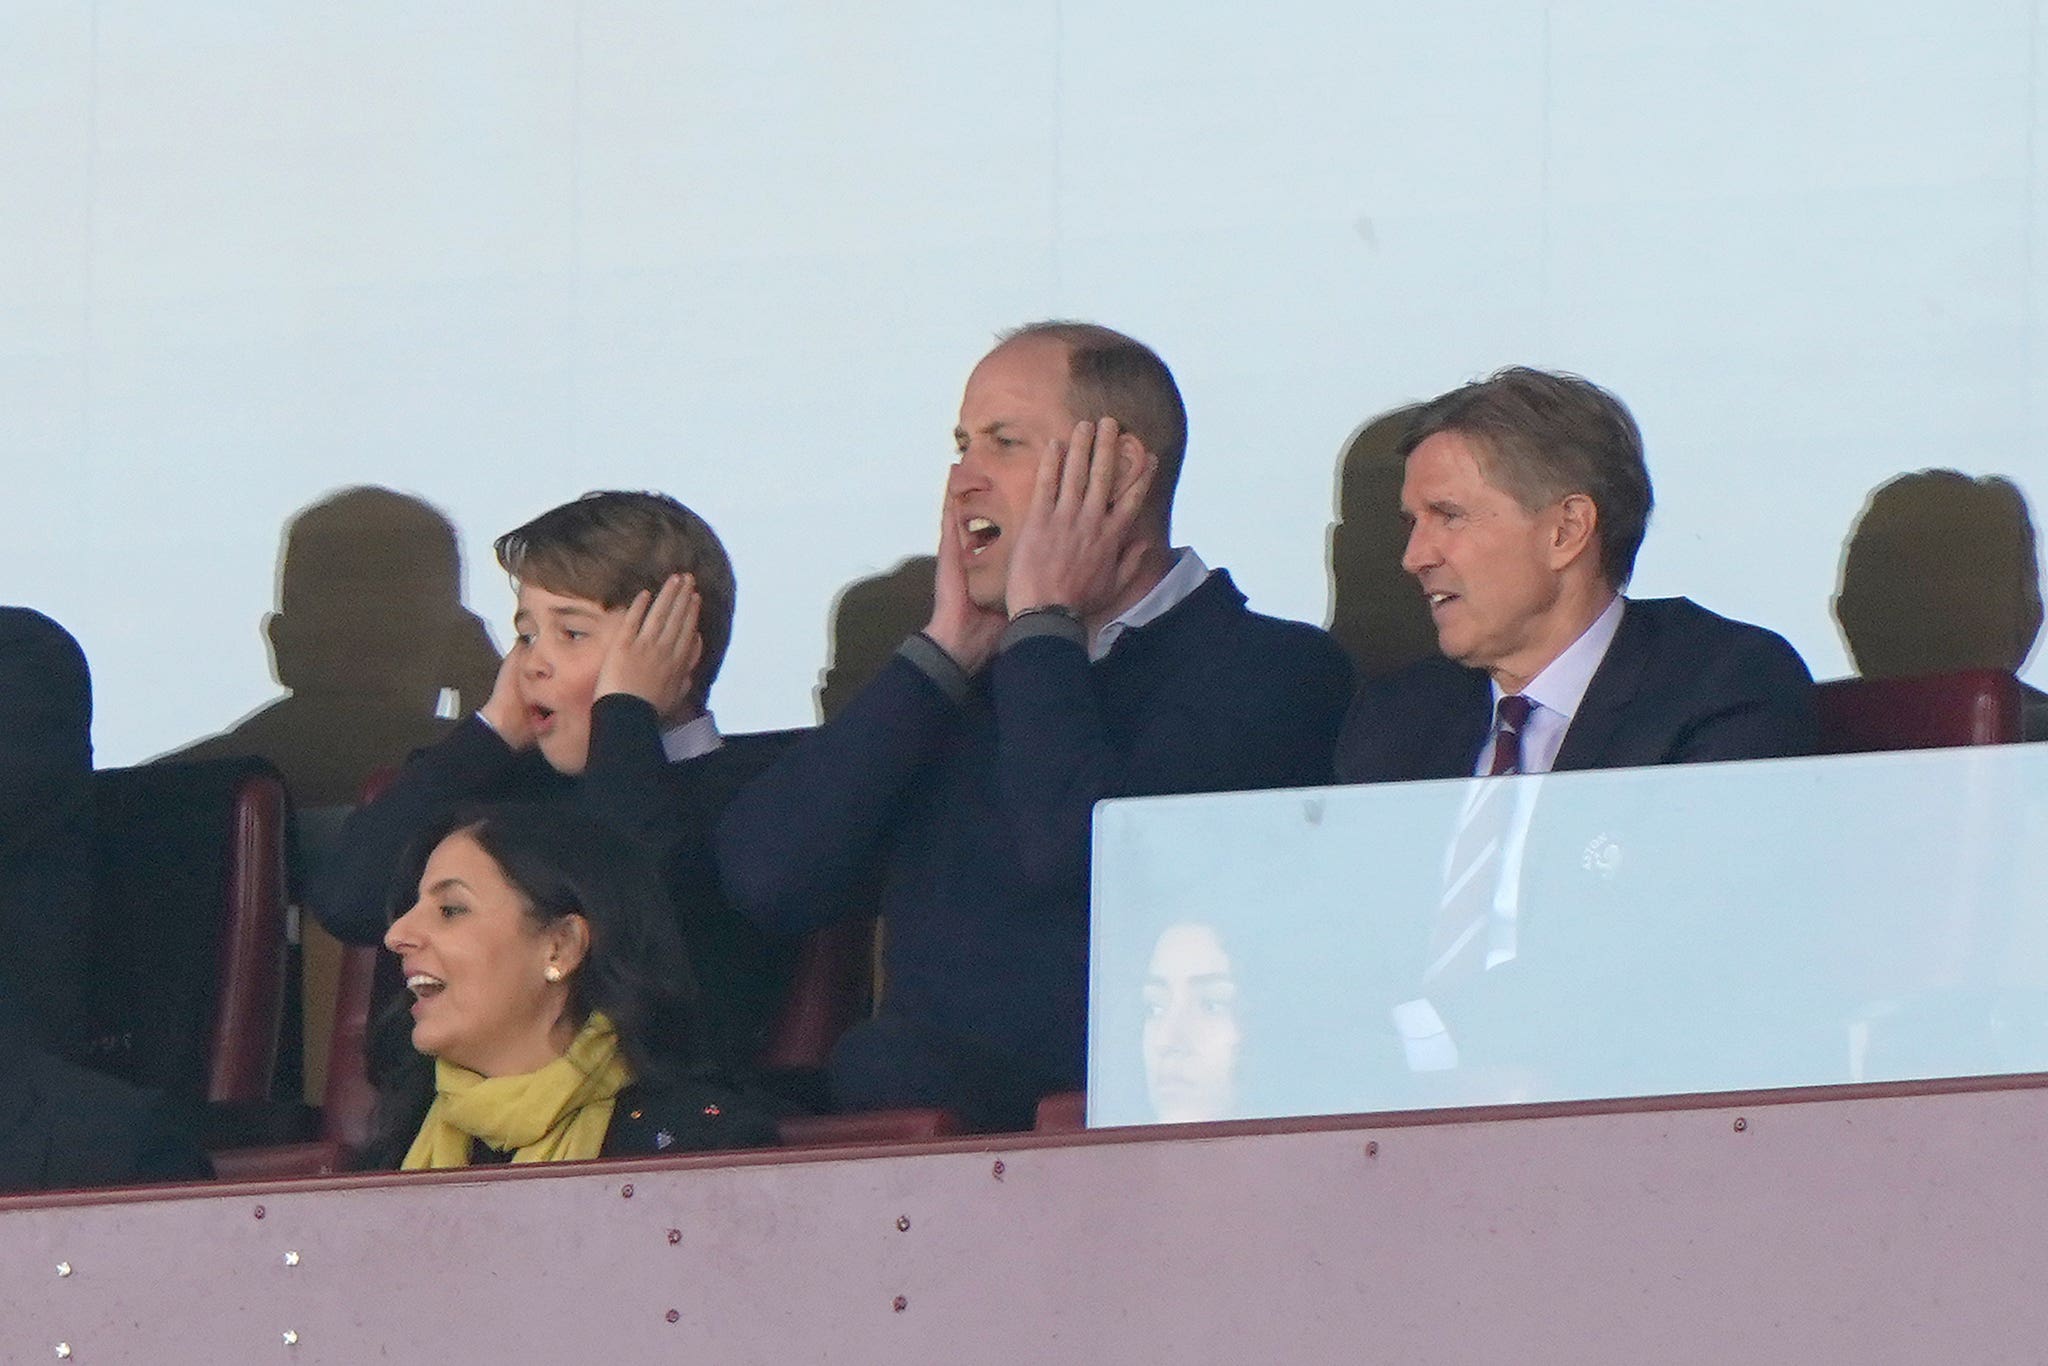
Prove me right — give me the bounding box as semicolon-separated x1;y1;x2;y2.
1425;591;1459;612
963;516;1002;556
527;704;557;734
406;973;447;1001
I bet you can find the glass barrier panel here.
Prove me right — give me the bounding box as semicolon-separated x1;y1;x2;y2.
1088;745;2048;1126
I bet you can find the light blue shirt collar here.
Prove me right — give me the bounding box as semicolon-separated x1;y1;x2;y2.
1091;548;1210;662
1483;594;1625;775
661;709;724;763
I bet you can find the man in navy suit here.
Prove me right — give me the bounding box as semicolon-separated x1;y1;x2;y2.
1335;368;1816;783
1332;370;1818;1101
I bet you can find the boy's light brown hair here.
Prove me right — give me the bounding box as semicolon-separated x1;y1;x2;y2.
494;491;735;709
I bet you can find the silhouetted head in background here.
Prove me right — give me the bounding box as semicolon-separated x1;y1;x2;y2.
817;556;937;723
1835;470;2043;678
159;486;501;808
1329;406;1438;679
269;487;494;707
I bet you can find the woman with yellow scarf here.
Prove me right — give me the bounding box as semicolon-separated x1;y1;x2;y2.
360;804;777;1169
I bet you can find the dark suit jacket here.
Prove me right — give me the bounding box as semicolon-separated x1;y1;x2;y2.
1335;596;1818;783
1338;597;1821;1104
0;1029;212;1193
0;607;93;1052
309;696;802;1066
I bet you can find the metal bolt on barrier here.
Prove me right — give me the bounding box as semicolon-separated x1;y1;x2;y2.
896;1215;911;1232
1733;1117;1748;1132
893;1296;909;1313
620;1183;635;1199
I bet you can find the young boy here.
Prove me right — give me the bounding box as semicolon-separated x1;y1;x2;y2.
310;492;797;1065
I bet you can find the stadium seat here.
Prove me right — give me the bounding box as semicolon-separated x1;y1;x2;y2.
1815;669;2022;754
1034;1090;1085;1132
757;916;876;1074
777;1107;961;1147
83;758;293;1120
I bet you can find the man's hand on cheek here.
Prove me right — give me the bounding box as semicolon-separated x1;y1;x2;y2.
595;574;706;723
924;464;1009;674
1005;417;1157;623
477;645;537;751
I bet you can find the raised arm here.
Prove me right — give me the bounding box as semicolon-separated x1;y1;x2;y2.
308;650;537;944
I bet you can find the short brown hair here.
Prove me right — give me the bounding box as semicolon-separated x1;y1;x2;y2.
999;320;1188;527
1401;367;1654;589
494;492;735;706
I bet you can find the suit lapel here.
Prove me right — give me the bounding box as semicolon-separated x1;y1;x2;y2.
1428;668;1497;778
1553;601;1648;772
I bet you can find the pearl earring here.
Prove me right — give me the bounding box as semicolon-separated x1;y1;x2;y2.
544;964;563;983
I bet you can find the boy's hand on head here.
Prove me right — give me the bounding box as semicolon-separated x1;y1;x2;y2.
1005;417;1157;622
595;573;705;724
924;464;1008;674
477;647;537;751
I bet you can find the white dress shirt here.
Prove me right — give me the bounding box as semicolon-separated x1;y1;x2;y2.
1396;595;1632;1071
1475;594;1627;777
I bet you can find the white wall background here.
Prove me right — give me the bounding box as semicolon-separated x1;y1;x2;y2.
3;2;2044;765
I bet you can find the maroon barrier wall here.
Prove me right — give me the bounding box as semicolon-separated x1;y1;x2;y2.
6;1075;2048;1363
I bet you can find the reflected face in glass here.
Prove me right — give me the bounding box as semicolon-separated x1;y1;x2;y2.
1142;923;1242;1123
1400;431;1568;686
383;832;577;1077
513;583;627;775
950;336;1075;612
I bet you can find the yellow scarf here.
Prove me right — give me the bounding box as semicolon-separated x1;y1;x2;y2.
401;1012;631;1170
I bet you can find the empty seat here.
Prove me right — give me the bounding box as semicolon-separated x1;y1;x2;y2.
84;758;293;1115
1815;669;2022;754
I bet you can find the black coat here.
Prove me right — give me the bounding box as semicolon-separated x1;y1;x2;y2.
310;696;801;1064
0;607;93;1052
0;1031;212;1194
360;1071;781;1169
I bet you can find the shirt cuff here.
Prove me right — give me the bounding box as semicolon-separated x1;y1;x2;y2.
896;633;973;706
1000;608;1087;653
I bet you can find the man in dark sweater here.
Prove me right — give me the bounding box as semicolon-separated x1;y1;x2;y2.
717;322;1355;1130
309;493;797;1065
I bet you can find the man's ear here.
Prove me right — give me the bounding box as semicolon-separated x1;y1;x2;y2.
1549;493;1600;571
547;914;592;979
1111;432;1159;509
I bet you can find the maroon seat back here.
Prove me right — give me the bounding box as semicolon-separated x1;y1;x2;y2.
1815;670;2022;754
1034;1090;1086;1133
777;1107;960;1147
755;917;875;1073
320;944;383;1150
85;758;291;1109
208;771;291;1103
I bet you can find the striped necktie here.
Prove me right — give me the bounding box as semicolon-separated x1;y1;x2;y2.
1424;694;1539;983
1486;693;1534;776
